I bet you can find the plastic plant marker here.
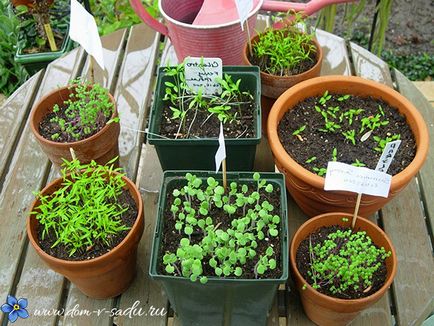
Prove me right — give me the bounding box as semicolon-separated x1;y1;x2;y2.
215;122;227;190
235;0;253;30
43;23;58;51
375;140;401;173
184;57;223;95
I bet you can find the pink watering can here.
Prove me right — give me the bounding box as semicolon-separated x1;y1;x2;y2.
130;0;353;65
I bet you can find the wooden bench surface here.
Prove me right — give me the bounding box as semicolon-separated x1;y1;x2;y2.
0;16;432;326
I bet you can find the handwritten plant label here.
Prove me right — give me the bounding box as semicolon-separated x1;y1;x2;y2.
184;57;222;95
235;0;253;30
324;161;392;197
375;140;401;172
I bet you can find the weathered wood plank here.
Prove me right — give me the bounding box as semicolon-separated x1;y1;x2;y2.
393;68;434;242
114;145;167;326
381;180;434;326
349;42;393;86
114;24;160;179
0;71;43;186
1;47;85;326
315;29;351;76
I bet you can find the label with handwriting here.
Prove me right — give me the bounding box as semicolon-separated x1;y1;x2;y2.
324;161;392;197
375;140;401;173
184;57;222;95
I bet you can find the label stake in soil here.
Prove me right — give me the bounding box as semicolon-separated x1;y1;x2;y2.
215;122;227;191
352;193;362;228
43;23;58;52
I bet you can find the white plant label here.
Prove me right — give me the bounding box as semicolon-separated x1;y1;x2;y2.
324;161;392;198
375;140;402;173
70;0;104;69
235;0;253;30
184;57;222;95
215;122;226;173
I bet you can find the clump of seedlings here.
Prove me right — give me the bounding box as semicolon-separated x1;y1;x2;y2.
297;222;391;299
161;173;282;284
278;90;415;176
39;79;118;142
160;63;255;139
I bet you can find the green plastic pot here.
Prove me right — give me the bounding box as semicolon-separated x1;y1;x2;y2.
15;26;74;75
148;66;262;171
149;171;288;326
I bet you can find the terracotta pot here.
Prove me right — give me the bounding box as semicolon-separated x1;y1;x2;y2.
242;33;323;99
30;85;120;168
11;0;54;7
27;171;144;299
267;76;429;217
290;212;397;325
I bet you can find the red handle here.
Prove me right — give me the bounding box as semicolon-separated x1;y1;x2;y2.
129;0;169;36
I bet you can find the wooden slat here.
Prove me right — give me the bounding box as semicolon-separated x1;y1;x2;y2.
0;71;43;185
393;69;434;240
315;29;351;76
2;47;85;326
349;42;393;86
114;24;160;179
114;144;167;326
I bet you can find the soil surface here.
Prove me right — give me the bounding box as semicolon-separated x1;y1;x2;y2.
37;188;138;261
278;93;416;176
158;180;283;280
296;224;388;299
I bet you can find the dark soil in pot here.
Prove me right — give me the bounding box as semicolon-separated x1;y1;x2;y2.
37;189;138;261
158;182;282;280
278;93;416;176
159;93;255;139
295;224;388;300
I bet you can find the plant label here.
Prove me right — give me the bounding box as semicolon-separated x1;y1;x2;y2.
235;0;253;30
70;0;104;70
184;57;222;95
324;162;392;197
215;122;226;173
375;140;401;173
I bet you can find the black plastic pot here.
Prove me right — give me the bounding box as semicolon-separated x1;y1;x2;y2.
149;171;288;326
148;66;261;171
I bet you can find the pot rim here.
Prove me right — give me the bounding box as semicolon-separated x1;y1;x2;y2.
26;171;143;266
242;33;323;81
30;84;119;148
267;75;430;189
289;212;397;304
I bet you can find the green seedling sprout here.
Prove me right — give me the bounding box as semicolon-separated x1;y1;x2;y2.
292;124;306;136
342;129;356;145
352;159;366;167
373;134;401;152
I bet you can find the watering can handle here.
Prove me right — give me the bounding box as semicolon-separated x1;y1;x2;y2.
262;0;354;16
129;0;169;36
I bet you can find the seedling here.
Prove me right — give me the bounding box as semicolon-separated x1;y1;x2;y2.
337;94;350;102
359;113;389;134
332;148;338;162
307;228;391;296
31;158;130;256
318;90;332;106
313;167;327;176
373;134;401;152
162;173;282;283
342;129;356;145
306;156;317;164
352;159;366;167
292;124;306;136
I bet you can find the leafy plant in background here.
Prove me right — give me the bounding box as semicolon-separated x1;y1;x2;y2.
0;0;28;96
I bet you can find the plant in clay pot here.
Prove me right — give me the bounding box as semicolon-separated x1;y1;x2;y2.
267;76;429;217
290;212;397;325
13;0;74;74
27;158;144;299
148;63;261;171
30;79;120;167
149;171;288;325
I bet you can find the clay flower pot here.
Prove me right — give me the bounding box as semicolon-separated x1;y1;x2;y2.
290;212;397;325
27;171;144;299
11;0;54;7
30;85;120;168
267;76;429;217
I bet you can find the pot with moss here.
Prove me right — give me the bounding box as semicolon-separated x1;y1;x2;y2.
290;212;397;325
148;63;261;171
13;0;74;75
149;171;288;325
267;75;429;217
27;159;144;299
30;79;120;167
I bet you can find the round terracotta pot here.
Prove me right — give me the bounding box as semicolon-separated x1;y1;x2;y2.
267;76;429;217
11;0;54;7
30;85;120;168
290;212;397;325
27;171;144;299
242;33;323;99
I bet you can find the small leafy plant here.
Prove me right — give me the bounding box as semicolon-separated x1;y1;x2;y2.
252;12;317;76
161;173;282;284
307;226;391;297
44;79;118;142
31;159;131;257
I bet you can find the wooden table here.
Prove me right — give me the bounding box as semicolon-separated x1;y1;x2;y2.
0;17;433;326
